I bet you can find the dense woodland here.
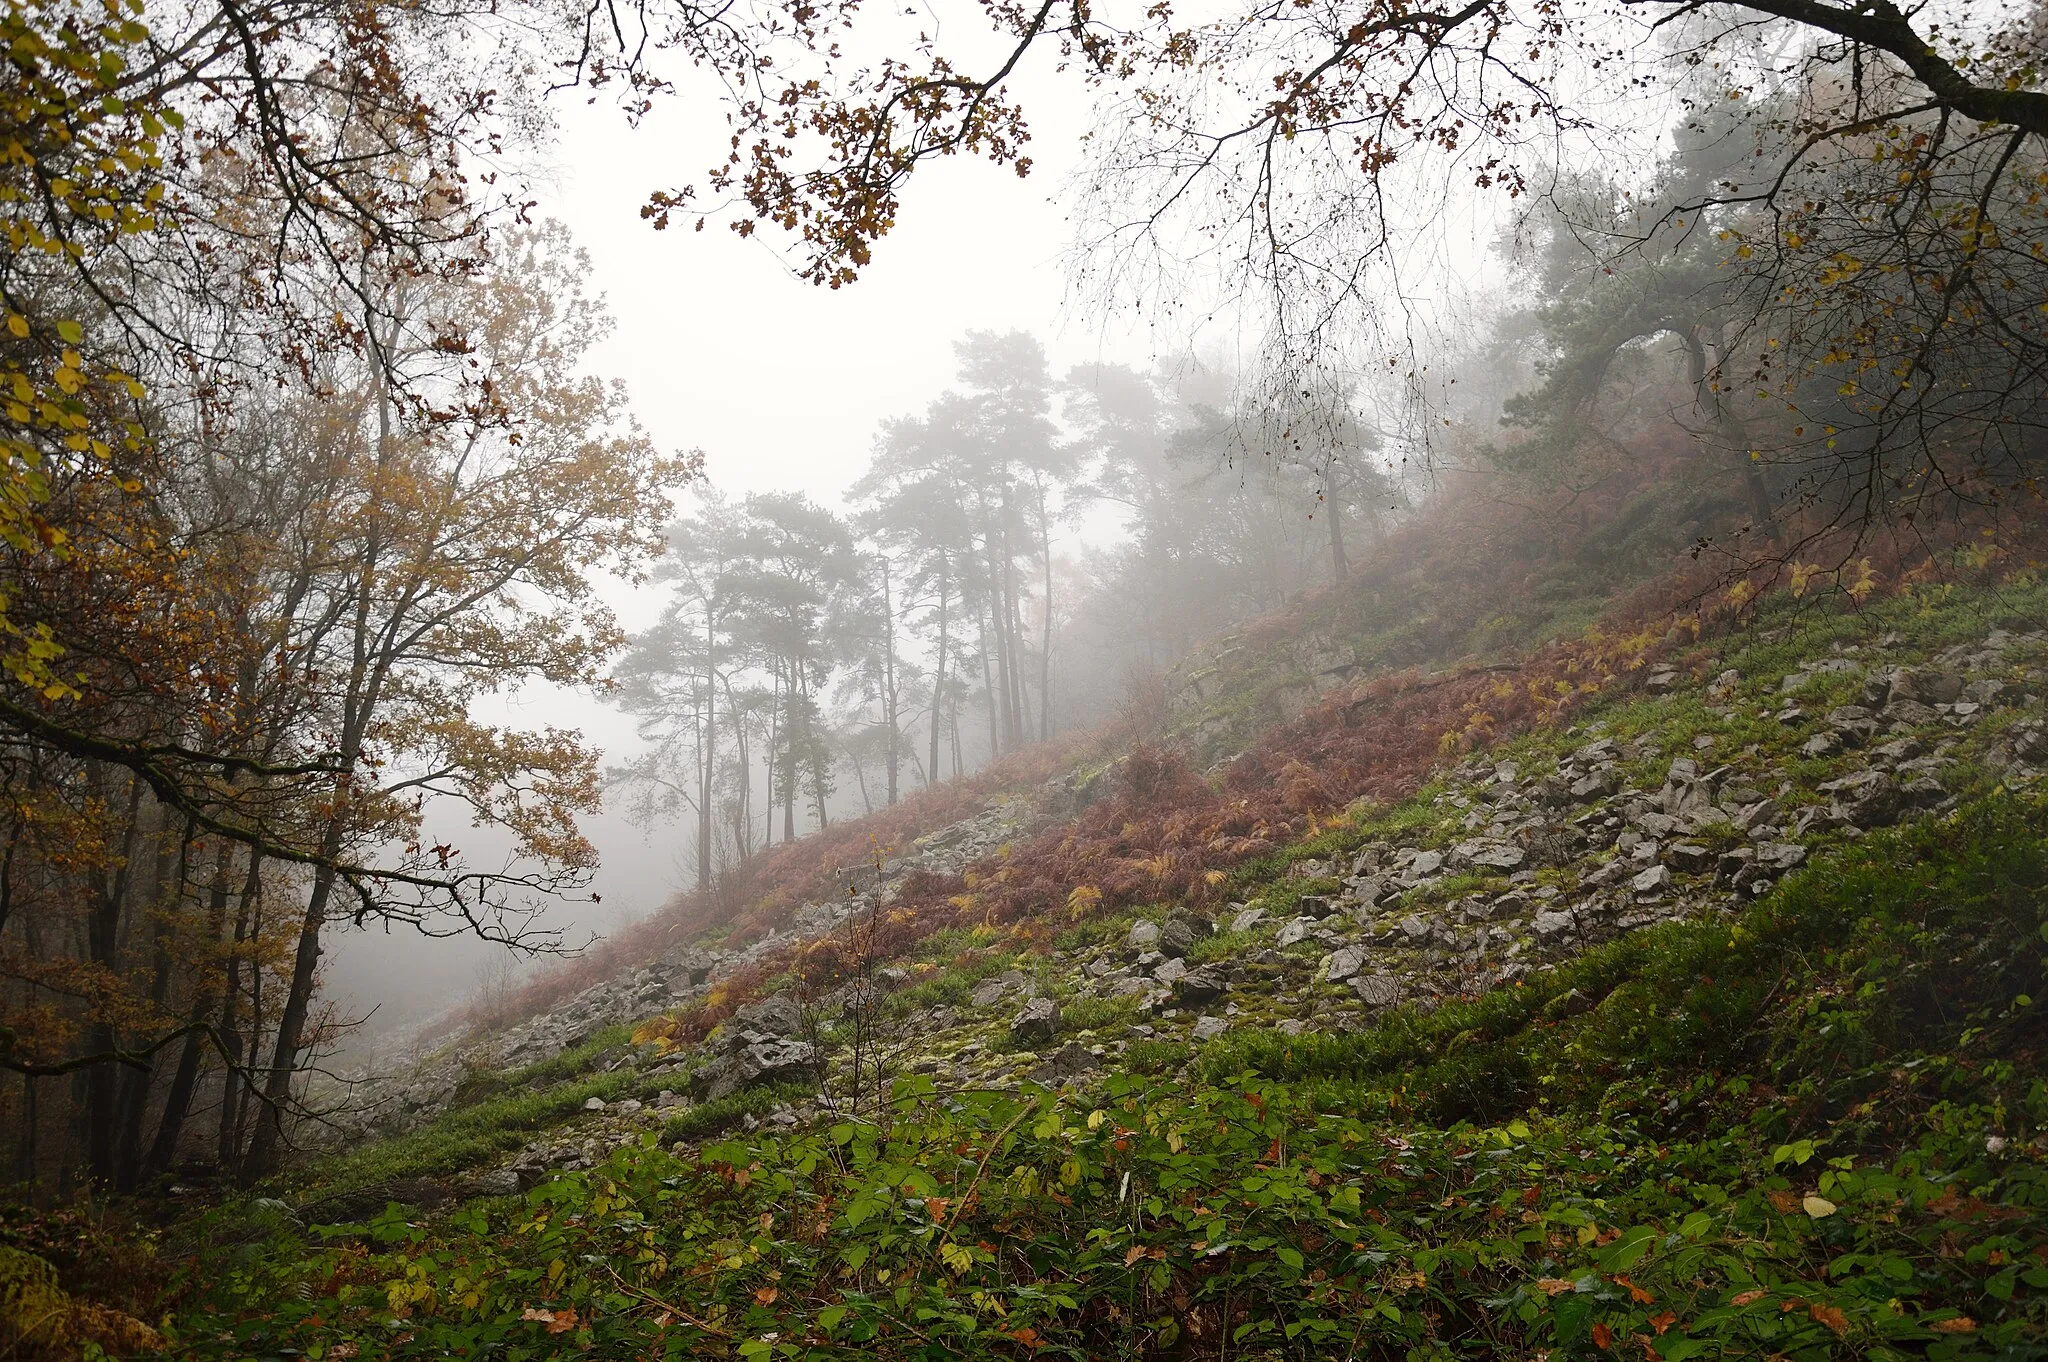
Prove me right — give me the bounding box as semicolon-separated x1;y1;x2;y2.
0;0;2042;1347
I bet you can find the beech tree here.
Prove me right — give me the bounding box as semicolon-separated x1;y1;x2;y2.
0;223;690;1186
234;229;687;1175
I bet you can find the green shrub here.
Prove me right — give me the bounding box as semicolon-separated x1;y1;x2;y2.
1059;993;1139;1034
658;1082;813;1145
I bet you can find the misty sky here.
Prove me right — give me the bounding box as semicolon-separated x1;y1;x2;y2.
324;63;1131;1043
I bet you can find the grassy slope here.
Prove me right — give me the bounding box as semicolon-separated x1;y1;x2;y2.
144;568;2048;1361
260;567;2048;1188
165;794;2048;1361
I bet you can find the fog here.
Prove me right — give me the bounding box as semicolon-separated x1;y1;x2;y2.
321;78;1107;1042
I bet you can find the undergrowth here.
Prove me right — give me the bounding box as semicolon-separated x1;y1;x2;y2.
164;792;2048;1360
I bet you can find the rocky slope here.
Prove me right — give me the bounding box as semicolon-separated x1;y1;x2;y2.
330;791;1051;1139
300;591;2047;1209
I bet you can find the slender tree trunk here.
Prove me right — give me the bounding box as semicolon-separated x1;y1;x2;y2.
115;803;177;1188
721;676;752;866
880;557;899;806
244;817;345;1179
763;679;778;849
85;775;144;1187
851;754;873;815
801;665;830;832
1324;476;1349;581
996;524;1025;750
928;561;949;787
228;870;270;1173
13;1077;35;1187
216;850;260;1173
975;591;999;760
147;841;237;1179
698;599;716;892
1036;481;1053;743
781;665;797;843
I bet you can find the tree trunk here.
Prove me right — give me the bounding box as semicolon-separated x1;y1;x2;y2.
216;850;261;1173
975;590;999;760
880;557;899;806
1688;324;1778;543
1324;478;1349;581
997;521;1025;750
780;666;796;843
243;824;343;1180
85;775;144;1187
115;801;181;1189
698;599;716;892
927;559;949;788
1036;481;1053;743
146;841;238;1180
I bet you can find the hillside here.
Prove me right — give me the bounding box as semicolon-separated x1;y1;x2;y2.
3;540;2033;1359
5;0;2046;1349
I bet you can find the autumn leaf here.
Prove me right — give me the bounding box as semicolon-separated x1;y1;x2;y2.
522;1307;579;1334
1809;1303;1850;1336
1591;1321;1613;1350
1612;1274;1655;1304
1732;1290;1770;1306
755;1286;779;1305
1535;1278;1577;1296
1648;1311;1678;1335
1928;1317;1977;1334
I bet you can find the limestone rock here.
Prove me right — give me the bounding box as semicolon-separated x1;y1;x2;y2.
1175;969;1229;1006
1404;850;1445;882
1454;839;1526;871
729;993;804;1037
1349;974;1403;1009
1757;842;1808;873
693;1036;818;1103
1823;769;1900;827
1631;864;1673;896
1665;843;1713;874
459;1169;523;1200
1009;998;1062;1049
1801;731;1843;758
1028;1040;1098;1084
1325;946;1369;982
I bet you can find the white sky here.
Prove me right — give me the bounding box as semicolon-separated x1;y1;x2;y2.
325;52;1148;1041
